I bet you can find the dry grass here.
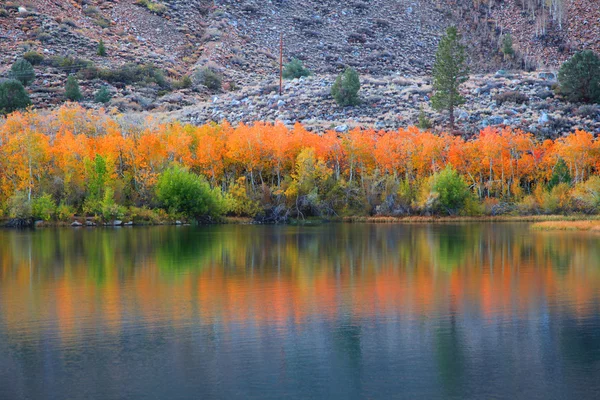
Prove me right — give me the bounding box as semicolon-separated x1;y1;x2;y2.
531;220;600;231
341;215;600;224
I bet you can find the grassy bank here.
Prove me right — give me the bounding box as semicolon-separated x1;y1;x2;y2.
531;220;600;231
343;215;600;224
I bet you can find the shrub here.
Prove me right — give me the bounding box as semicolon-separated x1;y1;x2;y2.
65;76;83;101
100;187;126;221
225;177;261;217
429;166;470;215
97;39;106;56
22;51;44;65
283;58;311;79
56;202;75;222
331;67;360;106
194;67;222;91
172;75;192;89
32;193;56;221
135;0;167;15
417;107;432;130
571;176;600;213
542;183;571;213
494;91;529;106
10;58;35;86
47;56;93;74
557;50;600;103
7;192;32;219
155;165;228;220
0;80;31;114
94;86;112;104
97;63;168;88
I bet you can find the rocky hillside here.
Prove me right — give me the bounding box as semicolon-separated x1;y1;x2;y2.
0;0;598;134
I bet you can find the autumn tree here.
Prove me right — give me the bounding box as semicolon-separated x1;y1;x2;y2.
432;26;469;131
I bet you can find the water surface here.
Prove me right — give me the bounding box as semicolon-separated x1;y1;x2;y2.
0;224;599;399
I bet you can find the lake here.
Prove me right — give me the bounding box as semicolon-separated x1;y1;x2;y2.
0;223;599;399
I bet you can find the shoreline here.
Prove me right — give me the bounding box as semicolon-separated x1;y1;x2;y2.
3;214;599;229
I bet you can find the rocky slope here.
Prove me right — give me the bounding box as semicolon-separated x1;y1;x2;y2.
0;0;598;136
174;70;600;137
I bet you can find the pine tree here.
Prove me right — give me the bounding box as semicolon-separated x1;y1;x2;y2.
558;50;600;104
0;80;31;114
97;39;107;56
94;86;111;104
65;76;83;101
502;33;514;59
10;58;36;86
331;67;360;106
431;26;469;131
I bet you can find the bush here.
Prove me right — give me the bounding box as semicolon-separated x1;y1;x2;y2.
7;192;32;219
283;58;311;79
56;202;75;222
494;91;529;106
0;80;31;114
32;193;56;221
571;176;600;213
557;50;600;103
542;183;571;213
135;0;167;15
429;166;470;215
155;165;228;220
94;86;112;104
22;51;44;65
331;67;360;106
65;75;82;101
225;177;261;217
97;63;168;88
97;39;106;56
100;187;126;221
172;75;192;90
417;107;432;130
10;58;35;86
194;67;222;91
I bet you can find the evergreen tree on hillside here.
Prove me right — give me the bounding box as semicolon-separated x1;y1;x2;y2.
0;80;31;114
97;39;107;57
431;26;469;131
65;76;82;101
10;58;36;86
558;50;600;104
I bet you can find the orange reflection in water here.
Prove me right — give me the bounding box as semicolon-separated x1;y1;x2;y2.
0;225;599;343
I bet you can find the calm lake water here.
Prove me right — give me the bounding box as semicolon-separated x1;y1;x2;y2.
0;224;599;399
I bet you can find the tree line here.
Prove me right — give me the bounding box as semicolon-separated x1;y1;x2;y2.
0;105;599;224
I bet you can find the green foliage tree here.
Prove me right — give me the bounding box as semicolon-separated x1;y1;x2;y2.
10;58;35;86
431;26;469;130
65;75;83;101
155;164;227;220
7;192;32;219
97;39;107;56
502;33;514;58
94;86;112;104
557;50;600;103
430;166;470;215
331;67;360;106
32;193;56;221
283;58;311;79
194;68;222;91
0;80;31;114
548;158;572;189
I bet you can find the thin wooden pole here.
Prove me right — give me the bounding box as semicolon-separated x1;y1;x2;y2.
279;33;283;96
